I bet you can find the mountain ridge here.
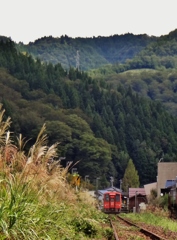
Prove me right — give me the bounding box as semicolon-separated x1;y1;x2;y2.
16;33;157;71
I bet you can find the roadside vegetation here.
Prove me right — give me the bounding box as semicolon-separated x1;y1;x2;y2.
122;209;177;234
0;105;112;240
121;195;177;235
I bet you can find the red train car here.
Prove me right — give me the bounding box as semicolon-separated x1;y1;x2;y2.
103;191;122;213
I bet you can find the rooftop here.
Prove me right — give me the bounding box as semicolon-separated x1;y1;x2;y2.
129;188;146;198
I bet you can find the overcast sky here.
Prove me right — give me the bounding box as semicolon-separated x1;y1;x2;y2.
1;0;177;44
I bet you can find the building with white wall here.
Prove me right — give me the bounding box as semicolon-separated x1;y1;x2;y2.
157;162;177;197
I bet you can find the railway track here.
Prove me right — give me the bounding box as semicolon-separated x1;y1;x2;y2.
109;215;168;240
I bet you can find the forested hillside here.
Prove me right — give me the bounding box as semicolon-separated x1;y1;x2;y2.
17;33;156;71
1;37;177;188
88;29;177;116
17;30;177;116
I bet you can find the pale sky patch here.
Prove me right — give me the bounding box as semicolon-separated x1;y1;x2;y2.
1;0;177;44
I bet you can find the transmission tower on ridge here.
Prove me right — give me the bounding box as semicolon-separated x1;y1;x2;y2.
75;50;80;70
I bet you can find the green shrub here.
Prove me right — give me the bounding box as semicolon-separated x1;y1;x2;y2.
159;194;169;210
103;227;114;240
72;217;97;237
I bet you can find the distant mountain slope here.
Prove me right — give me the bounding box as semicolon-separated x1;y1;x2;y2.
18;33;157;71
87;29;177;116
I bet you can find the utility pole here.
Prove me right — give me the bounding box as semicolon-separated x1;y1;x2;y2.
120;179;122;191
75;50;80;70
85;175;89;189
96;177;100;197
135;191;138;213
110;176;114;188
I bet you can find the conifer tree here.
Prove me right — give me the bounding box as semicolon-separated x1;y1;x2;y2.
122;159;140;192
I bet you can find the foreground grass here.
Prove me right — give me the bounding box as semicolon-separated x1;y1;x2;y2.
0;176;112;240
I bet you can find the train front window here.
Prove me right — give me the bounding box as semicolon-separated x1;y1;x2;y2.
116;194;120;201
105;194;109;202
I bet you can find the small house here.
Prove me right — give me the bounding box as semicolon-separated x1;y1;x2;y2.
129;188;147;212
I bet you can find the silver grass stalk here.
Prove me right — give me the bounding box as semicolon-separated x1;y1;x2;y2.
0;104;12;145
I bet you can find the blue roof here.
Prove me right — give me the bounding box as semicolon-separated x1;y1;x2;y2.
165;180;176;188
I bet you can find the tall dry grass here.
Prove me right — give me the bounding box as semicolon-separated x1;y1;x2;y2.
0;104;74;198
0;105;110;240
0;105;76;238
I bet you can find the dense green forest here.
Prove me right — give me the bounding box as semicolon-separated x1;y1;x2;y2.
1;33;177;189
